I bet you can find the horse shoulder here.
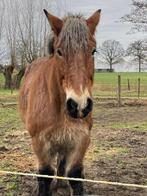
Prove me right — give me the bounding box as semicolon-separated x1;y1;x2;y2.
19;57;54;135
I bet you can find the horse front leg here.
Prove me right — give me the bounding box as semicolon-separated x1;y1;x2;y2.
68;164;84;196
52;156;70;196
57;156;84;196
32;138;55;196
66;136;90;196
37;165;54;196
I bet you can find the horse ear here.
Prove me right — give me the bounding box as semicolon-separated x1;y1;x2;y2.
86;9;101;35
43;9;63;36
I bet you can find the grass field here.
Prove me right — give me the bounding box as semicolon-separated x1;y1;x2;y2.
93;72;147;97
94;72;147;84
1;72;147;98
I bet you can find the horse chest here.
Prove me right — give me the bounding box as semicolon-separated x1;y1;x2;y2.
40;125;90;156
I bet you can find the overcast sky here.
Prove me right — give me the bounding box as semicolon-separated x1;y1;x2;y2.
53;0;146;48
0;0;146;66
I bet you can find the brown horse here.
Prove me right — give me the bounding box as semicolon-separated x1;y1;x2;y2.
19;9;101;196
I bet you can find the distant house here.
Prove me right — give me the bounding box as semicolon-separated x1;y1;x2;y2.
95;68;114;72
94;56;147;72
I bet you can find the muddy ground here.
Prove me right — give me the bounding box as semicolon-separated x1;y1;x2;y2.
0;99;147;196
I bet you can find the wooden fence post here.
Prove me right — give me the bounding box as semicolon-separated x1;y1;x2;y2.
138;78;140;98
118;75;121;106
127;79;130;91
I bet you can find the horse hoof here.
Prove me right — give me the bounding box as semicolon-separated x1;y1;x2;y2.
51;180;71;196
32;185;51;196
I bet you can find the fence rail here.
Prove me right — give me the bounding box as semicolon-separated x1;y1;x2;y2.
0;170;147;189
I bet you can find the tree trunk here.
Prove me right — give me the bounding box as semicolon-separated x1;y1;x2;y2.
109;63;113;72
13;67;25;89
3;66;14;89
139;57;141;72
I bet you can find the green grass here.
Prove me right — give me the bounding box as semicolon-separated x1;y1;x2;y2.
1;72;147;98
0;73;4;85
0;89;18;97
1;71;147;85
98;122;147;132
94;72;147;85
0;107;20;127
93;72;147;97
0;74;18;102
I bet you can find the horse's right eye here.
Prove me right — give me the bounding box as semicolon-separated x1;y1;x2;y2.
56;48;63;57
92;48;97;56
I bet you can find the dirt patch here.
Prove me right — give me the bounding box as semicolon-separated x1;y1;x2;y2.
0;102;147;195
85;128;147;196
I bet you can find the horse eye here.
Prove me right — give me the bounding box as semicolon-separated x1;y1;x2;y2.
92;48;97;56
56;48;62;57
90;76;93;82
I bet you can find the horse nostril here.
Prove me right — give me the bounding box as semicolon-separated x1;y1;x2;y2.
67;98;78;110
82;98;93;118
66;98;78;118
87;98;93;111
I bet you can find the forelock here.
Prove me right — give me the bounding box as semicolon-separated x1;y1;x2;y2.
58;14;89;58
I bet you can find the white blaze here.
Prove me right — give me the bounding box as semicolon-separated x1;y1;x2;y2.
66;86;91;110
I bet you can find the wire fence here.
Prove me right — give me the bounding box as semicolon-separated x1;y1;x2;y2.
0;170;147;189
93;74;147;106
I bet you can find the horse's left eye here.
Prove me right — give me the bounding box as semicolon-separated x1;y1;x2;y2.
92;48;97;56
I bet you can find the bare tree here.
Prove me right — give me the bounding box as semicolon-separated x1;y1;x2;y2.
2;0;51;89
121;0;147;33
2;0;18;89
5;0;18;67
16;0;51;63
3;65;15;88
0;0;5;61
97;40;124;71
0;0;60;89
0;1;5;40
126;40;147;72
13;66;26;89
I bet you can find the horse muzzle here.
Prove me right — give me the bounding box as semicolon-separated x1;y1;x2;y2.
66;98;93;119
